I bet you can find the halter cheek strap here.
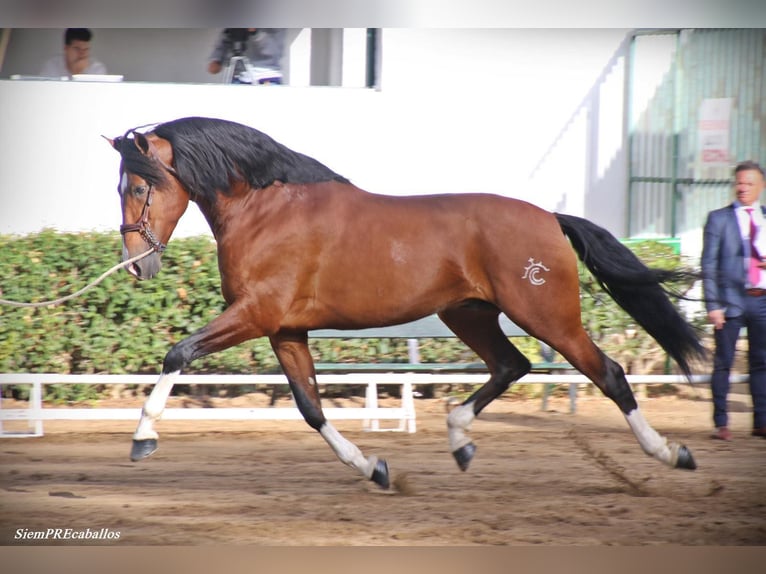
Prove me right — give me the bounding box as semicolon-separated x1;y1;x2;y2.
119;185;167;253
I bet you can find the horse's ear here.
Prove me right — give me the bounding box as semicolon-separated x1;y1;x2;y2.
102;135;117;149
132;131;152;156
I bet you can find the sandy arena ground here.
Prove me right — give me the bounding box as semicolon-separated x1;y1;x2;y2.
1;386;765;546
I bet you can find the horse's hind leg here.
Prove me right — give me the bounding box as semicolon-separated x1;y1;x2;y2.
545;327;696;470
438;303;532;471
269;331;390;489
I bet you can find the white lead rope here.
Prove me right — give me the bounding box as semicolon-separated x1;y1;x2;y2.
0;248;155;308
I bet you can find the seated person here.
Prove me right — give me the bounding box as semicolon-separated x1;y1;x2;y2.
40;28;107;78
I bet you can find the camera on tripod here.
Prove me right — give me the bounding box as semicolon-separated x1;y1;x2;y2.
223;28;255;57
218;28;281;85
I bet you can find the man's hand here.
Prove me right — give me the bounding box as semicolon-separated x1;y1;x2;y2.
708;309;726;330
208;61;222;74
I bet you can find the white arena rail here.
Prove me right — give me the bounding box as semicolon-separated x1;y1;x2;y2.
0;372;747;438
0;373;421;438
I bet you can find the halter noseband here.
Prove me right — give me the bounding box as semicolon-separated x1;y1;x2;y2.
119;185;167;253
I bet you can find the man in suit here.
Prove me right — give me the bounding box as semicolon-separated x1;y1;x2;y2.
701;160;766;440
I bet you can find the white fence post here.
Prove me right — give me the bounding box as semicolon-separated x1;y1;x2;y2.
401;380;416;433
29;379;43;437
363;381;380;431
0;376;43;437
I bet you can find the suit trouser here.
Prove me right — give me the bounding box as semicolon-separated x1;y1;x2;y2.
711;293;766;429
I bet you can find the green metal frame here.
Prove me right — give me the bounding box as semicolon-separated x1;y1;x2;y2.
626;29;765;239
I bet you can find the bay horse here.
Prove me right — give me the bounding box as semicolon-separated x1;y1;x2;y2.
109;116;704;489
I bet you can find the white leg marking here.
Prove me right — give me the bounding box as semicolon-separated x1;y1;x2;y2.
319;422;378;479
133;370;179;441
625;408;678;467
447;403;475;452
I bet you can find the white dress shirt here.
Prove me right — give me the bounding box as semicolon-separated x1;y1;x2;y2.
736;202;766;288
39;55;107;78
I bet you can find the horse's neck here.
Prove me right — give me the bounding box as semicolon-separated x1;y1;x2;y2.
193;200;226;240
191;182;251;239
194;180;365;239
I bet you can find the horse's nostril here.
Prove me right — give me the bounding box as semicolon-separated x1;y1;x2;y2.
126;262;141;279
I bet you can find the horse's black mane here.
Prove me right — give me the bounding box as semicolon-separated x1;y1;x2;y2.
116;117;349;202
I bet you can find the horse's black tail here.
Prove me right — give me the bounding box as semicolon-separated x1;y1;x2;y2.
555;213;705;377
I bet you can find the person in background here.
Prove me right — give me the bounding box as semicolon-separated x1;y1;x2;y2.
701;160;766;441
207;28;286;85
39;28;107;78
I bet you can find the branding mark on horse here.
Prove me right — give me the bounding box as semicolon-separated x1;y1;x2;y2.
522;258;550;285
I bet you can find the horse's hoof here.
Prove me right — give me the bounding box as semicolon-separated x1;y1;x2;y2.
130;439;158;462
675;445;696;470
370;458;390;489
452;442;476;471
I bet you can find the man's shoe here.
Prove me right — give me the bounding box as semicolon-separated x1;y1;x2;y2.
712;427;732;441
751;427;766;438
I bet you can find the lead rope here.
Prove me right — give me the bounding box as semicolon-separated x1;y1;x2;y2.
0;248;155;308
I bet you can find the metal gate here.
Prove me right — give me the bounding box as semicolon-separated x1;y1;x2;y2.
627;29;766;238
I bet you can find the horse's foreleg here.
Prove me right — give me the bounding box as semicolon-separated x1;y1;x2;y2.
131;303;260;462
270;332;390;489
131;370;178;460
318;423;390;488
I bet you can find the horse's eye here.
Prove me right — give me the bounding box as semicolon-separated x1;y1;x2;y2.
133;185;149;197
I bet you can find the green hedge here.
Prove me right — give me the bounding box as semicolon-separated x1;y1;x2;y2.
0;230;697;378
0;230;273;374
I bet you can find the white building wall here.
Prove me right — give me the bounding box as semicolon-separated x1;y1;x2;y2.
0;28;632;238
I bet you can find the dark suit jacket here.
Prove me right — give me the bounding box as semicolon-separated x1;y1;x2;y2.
701;203;766;317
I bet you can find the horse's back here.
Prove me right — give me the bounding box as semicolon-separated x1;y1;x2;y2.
349;188;572;264
279;184;579;329
342;187;558;238
304;183;575;287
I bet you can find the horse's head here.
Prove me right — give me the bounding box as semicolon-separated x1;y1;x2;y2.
107;130;189;280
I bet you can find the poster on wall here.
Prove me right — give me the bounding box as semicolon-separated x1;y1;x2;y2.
698;97;732;172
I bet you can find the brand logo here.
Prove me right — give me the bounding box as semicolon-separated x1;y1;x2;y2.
522;258;550;285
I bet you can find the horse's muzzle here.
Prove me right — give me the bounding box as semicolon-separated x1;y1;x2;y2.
123;248;162;280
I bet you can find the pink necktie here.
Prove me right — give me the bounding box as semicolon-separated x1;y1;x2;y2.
746;208;761;286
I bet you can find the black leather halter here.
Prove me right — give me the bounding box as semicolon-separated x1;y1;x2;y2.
119;185;167;253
